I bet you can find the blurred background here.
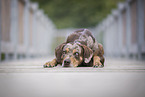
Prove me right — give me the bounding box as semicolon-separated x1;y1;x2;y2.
0;0;145;61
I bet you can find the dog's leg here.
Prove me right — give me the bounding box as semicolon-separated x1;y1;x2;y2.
93;43;105;68
93;56;103;68
43;58;57;68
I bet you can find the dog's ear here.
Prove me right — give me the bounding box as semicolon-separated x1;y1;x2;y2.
55;43;66;64
79;44;93;63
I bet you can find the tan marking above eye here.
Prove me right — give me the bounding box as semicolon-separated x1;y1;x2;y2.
65;48;69;52
73;49;77;54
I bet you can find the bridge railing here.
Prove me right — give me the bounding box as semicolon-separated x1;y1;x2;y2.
0;0;56;61
95;0;145;60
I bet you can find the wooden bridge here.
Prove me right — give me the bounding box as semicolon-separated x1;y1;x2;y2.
0;57;145;97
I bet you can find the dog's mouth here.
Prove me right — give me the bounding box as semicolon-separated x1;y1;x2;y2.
62;63;72;67
62;59;74;67
63;65;70;67
62;64;72;67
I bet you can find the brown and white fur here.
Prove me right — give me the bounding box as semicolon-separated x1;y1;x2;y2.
43;29;105;68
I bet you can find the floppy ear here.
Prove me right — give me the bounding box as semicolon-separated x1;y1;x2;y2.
55;43;66;64
79;44;93;63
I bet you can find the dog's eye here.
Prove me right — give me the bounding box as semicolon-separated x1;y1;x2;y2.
63;51;66;54
74;52;79;56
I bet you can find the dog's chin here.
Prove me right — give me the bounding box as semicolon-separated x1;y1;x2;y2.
62;63;75;68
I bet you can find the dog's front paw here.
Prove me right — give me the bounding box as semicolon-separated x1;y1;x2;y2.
43;59;57;68
93;60;103;68
43;62;55;68
93;56;104;68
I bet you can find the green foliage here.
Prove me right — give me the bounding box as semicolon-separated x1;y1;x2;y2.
1;53;5;61
31;0;124;29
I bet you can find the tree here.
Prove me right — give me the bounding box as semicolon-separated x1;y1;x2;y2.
31;0;124;29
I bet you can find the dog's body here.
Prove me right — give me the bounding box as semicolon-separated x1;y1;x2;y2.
44;29;105;68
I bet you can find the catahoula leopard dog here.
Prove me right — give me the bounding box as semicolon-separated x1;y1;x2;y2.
43;29;105;68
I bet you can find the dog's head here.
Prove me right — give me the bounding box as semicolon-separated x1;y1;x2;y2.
55;43;93;67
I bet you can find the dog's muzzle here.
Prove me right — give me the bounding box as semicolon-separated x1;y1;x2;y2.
63;59;71;67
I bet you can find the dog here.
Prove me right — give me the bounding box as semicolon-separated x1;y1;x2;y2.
43;29;105;68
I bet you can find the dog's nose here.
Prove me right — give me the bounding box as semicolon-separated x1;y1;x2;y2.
64;59;71;66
